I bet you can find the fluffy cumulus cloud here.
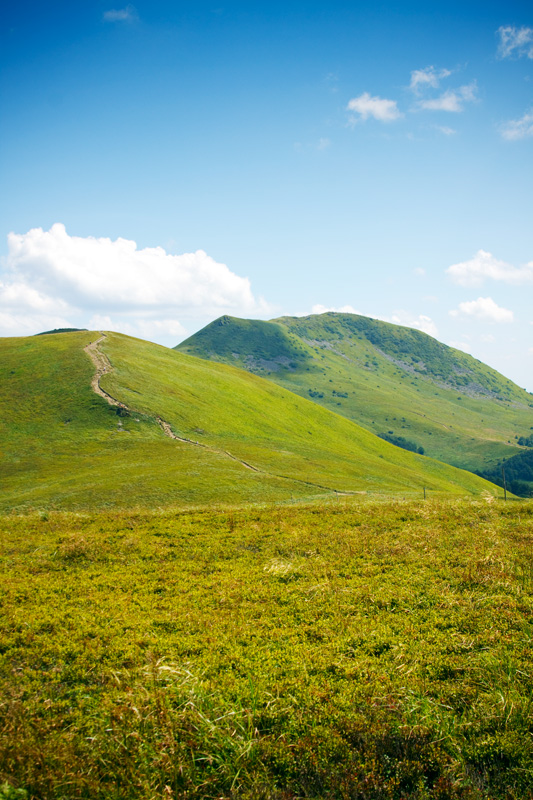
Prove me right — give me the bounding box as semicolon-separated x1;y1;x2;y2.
500;111;533;141
347;93;402;123
418;82;477;112
447;249;533;286
409;66;451;93
0;224;267;342
449;297;514;323
497;26;533;59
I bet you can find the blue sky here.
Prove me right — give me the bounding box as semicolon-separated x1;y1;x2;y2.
1;0;532;389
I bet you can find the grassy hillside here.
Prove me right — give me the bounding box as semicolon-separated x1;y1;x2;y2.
0;330;498;511
2;499;533;798
177;312;533;473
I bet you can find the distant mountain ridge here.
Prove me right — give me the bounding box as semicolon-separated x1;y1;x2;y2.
176;312;533;480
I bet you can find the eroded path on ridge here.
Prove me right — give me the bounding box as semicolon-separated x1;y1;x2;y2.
84;335;128;410
84;334;361;495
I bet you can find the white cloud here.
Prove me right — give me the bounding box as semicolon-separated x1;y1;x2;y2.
312;304;361;315
419;82;477;112
88;314;187;340
103;5;137;22
389;312;438;337
0;311;74;338
447;249;533;286
317;138;331;150
306;305;437;337
347;93;402;122
448;340;473;354
500;110;533;140
497;26;533;59
0;281;71;314
413;267;426;277
449;297;514;323
409;66;451;93
435;125;457;136
0;224;269;343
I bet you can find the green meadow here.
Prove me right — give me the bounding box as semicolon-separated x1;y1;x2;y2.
1;330;532;798
0;331;499;513
1;499;533;799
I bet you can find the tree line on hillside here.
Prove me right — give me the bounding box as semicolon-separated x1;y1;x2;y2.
476;448;533;497
378;432;424;455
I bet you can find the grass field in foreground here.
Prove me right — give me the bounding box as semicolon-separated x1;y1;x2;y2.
1;499;533;799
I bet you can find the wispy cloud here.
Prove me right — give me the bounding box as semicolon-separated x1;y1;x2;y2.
310;305;437;336
497;25;533;59
435;125;457;136
448;339;473;354
324;72;339;93
419;82;477;112
294;138;331;153
409;66;451;94
312;304;361;315
389;312;438;337
347;93;403;123
103;4;138;22
449;297;514;323
447;249;533;286
500;110;533;140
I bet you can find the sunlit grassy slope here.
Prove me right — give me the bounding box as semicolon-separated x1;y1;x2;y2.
0;330;499;511
176;312;533;473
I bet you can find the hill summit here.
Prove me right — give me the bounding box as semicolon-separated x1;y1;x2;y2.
176;312;533;478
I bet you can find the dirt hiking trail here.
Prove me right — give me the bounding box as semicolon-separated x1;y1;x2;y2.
84;333;362;496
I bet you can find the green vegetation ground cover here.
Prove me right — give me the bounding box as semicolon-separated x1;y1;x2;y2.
1;499;533;799
177;313;533;474
0;332;310;511
0;332;497;512
99;333;495;498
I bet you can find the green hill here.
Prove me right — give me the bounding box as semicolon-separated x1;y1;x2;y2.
0;330;499;511
176;312;533;475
